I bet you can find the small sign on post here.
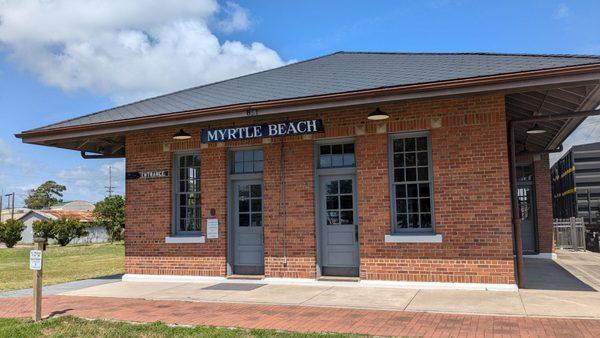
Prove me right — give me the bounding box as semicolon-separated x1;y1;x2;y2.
31;238;45;321
30;250;42;270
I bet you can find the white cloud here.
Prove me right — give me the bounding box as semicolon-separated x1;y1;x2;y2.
0;139;18;167
0;138;37;174
0;0;286;102
553;4;571;20
57;159;125;201
217;1;250;33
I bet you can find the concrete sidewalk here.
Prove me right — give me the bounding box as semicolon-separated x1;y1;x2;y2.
61;278;600;319
58;252;600;319
0;274;122;298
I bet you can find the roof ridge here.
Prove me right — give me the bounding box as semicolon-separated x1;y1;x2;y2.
337;51;600;59
28;51;342;132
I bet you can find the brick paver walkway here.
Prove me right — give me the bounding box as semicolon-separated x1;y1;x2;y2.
1;295;600;337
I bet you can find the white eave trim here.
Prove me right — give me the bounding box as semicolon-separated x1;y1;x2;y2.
165;236;205;244
385;233;443;243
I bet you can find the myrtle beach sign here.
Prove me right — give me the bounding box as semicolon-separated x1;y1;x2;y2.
201;119;324;143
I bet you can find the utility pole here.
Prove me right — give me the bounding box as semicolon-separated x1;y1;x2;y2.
0;190;3;222
5;193;14;220
105;166;114;197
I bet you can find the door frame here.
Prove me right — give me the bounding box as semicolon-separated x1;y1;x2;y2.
226;146;263;276
517;180;538;254
313;137;358;278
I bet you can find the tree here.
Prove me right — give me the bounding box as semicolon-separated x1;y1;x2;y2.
24;181;66;210
32;219;55;243
94;195;125;242
51;217;90;246
0;219;26;248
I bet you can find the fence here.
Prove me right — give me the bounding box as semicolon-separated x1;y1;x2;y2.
553;217;586;251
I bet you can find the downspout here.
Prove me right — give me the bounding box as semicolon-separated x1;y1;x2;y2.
280;133;288;267
508;123;525;287
508;108;600;287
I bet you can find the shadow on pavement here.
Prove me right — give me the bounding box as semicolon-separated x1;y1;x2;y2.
90;274;123;281
523;258;596;291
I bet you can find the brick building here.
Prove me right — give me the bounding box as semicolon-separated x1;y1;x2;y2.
17;52;600;289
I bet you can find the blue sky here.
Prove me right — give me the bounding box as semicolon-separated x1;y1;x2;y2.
0;0;599;207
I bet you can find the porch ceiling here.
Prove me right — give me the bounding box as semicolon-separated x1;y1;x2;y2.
506;83;600;154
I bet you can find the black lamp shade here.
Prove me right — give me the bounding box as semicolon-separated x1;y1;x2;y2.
367;107;389;121
173;129;192;140
526;123;546;135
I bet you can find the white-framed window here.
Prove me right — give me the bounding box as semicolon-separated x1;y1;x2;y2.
231;149;263;174
318;143;356;168
173;152;201;235
389;132;435;233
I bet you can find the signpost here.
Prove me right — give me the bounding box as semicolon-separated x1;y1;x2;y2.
31;238;45;321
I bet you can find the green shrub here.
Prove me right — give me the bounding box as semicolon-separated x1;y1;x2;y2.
52;217;90;246
0;219;26;248
94;195;125;242
32;219;54;243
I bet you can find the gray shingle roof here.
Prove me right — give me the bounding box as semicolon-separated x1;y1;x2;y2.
33;52;600;131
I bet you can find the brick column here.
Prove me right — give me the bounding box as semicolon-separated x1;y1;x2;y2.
534;153;554;254
263;138;316;278
199;145;228;275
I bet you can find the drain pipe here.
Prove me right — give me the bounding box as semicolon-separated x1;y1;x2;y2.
279;134;288;267
508;125;526;287
508;108;600;287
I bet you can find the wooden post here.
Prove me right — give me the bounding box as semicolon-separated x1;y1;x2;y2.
32;237;45;321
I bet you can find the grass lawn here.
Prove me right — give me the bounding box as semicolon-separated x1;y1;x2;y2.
0;242;124;292
0;316;358;338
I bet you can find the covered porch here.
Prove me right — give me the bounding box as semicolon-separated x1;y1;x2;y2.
504;80;600;286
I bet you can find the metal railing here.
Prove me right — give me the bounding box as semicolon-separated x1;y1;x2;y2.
553;217;586;251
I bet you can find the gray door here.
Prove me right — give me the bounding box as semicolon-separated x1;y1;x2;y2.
233;180;264;275
319;175;359;277
518;185;536;253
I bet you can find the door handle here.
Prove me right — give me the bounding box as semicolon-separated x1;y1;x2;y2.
355;224;358;242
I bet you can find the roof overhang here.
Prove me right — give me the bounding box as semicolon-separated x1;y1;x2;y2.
15;63;600;156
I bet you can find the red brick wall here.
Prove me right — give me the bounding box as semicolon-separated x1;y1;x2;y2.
534;153;554;254
124;93;515;284
357;95;514;284
263;138;316;278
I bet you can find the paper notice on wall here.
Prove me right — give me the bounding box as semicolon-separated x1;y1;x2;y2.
206;219;219;239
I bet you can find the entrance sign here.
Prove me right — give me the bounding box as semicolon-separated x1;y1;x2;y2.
126;171;169;180
201;119;324;143
206;218;219;239
141;170;169;179
30;250;42;270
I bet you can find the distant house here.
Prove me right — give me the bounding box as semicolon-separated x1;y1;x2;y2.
49;200;95;212
1;201;109;245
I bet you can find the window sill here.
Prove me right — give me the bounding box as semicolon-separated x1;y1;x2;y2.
384;233;443;243
165;236;205;244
